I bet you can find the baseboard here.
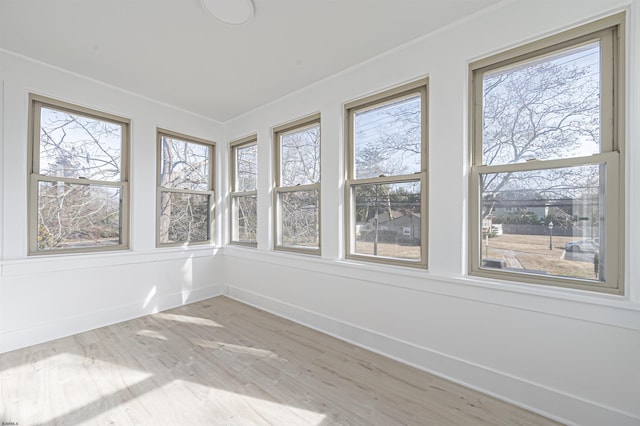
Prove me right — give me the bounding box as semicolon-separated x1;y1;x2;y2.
0;284;224;354
224;284;639;426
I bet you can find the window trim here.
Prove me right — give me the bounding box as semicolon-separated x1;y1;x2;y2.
273;113;321;255
344;79;429;268
27;94;130;255
229;135;258;247
156;128;215;248
468;13;625;294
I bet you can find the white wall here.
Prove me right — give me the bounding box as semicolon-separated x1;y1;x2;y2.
0;51;226;353
222;0;640;425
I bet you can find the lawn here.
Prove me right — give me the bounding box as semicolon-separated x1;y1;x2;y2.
484;234;598;280
353;233;599;281
354;241;421;259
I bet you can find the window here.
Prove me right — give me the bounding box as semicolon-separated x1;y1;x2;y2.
469;14;624;294
28;95;130;254
157;129;215;246
345;80;428;267
274;115;321;253
230;136;258;246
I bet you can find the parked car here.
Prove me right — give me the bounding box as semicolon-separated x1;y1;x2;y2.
565;239;599;252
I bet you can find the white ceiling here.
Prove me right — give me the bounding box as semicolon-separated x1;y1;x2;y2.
0;0;500;122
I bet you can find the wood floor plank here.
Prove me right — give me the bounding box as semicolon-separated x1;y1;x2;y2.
0;296;561;425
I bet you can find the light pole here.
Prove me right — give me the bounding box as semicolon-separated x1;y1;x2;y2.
548;221;554;250
485;232;489;258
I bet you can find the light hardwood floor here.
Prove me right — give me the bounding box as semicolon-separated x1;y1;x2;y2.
1;297;561;425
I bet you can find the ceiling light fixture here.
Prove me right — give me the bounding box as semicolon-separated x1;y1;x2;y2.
200;0;255;25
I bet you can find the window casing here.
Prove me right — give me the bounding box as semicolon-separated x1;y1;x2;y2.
28;95;130;255
230;137;258;246
469;14;625;294
274;115;321;254
345;79;428;268
157;129;215;247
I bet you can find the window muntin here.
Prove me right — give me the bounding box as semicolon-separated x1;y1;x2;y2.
346;80;428;268
274;117;320;253
157;130;215;246
230;138;258;246
470;15;623;293
29;95;129;254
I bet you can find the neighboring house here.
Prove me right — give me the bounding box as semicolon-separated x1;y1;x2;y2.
488;193;591;224
361;210;421;244
492;202;548;221
489;191;550;221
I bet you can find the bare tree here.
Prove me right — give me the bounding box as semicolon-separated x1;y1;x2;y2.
37;108;123;249
280;126;320;186
233;143;258;243
480;45;601;218
159;136;211;243
278;125;320;247
352;95;423;256
354;95;421;179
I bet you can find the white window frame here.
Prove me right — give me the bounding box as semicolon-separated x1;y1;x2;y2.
156;129;215;247
273;114;321;254
345;79;429;268
229;136;258;247
468;13;625;294
28;94;130;255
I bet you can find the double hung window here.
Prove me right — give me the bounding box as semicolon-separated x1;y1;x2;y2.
345;80;428;267
469;14;624;293
230;137;258;246
274;115;321;253
28;95;130;254
157;129;215;246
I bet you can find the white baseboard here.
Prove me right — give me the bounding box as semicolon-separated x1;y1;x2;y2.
0;284;224;354
224;284;639;426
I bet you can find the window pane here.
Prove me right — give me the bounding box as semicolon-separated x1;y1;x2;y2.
159;192;210;244
354;94;421;179
352;181;421;261
39;107;122;181
480;164;604;282
37;181;121;250
236;144;257;192
232;195;257;243
483;42;601;166
278;190;319;249
280;124;320;186
160;136;210;190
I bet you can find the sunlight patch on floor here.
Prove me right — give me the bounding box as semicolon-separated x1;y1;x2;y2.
136;329;168;341
90;379;328;425
219;342;280;359
189;338;279;359
154;312;224;327
1;352;152;425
